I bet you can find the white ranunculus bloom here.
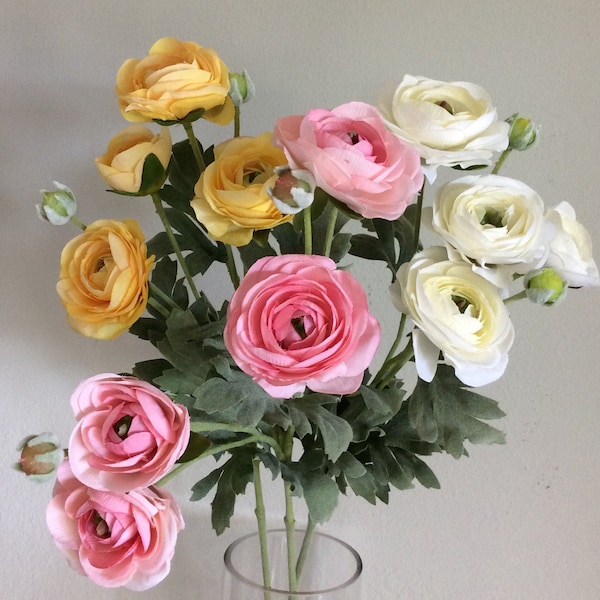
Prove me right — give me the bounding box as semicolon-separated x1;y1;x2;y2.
378;75;509;181
390;247;515;387
545;201;599;287
431;174;549;288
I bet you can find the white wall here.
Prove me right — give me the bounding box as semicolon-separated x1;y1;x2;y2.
2;1;599;598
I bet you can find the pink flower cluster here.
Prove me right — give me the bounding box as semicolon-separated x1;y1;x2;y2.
46;374;189;590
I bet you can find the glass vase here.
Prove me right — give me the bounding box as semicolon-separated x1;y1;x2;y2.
222;529;362;599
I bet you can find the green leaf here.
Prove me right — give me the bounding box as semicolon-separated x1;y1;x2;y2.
190;467;223;502
177;431;212;463
168;140;201;200
131;358;172;384
301;471;339;524
408;365;506;459
138;153;167;196
349;234;389;262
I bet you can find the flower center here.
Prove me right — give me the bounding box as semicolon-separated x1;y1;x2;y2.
452;294;471;314
347;130;360;145
114;415;133;439
291;316;308;339
480;207;505;228
93;511;110;538
436;100;454;114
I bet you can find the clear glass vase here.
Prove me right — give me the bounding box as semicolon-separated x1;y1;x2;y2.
222;529;362;599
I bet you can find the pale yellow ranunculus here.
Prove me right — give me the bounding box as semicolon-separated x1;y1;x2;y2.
56;219;154;340
191;133;293;246
116;37;234;125
95;125;171;194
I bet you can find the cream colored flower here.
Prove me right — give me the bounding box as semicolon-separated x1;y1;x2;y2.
431;174;548;288
390;247;515;387
95;126;171;194
378;75;509;180
545;201;599;287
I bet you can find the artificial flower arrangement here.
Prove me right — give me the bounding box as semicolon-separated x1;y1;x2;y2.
17;37;599;593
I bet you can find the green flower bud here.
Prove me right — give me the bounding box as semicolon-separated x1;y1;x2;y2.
524;267;567;306
506;113;539;151
267;166;316;214
37;182;77;225
229;69;255;107
14;433;63;482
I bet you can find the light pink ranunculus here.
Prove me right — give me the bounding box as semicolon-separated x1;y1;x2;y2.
274;101;423;220
224;254;380;397
68;374;190;493
46;460;184;591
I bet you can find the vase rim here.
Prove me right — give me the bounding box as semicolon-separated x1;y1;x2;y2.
223;528;363;595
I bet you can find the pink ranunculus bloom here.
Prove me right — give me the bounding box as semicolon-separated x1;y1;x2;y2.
273;101;423;220
46;460;184;591
68;374;190;493
223;254;381;397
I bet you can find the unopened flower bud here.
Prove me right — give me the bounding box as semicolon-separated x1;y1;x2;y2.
506;113;539;151
37;182;77;225
524;267;567;305
229;69;255;106
14;433;63;482
267;166;316;214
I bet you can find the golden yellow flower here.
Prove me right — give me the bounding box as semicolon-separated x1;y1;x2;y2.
95;125;172;194
57;219;154;340
116;37;234;125
191;133;292;246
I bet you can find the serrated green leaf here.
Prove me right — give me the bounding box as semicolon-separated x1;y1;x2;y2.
190;467;223;502
336;451;367;479
301;471;339;524
132;358;172;384
349;234;389;262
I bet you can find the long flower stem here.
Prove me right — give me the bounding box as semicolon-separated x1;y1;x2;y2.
504;289;527;304
149;282;183;311
151;192;201;301
234;106;241;138
374;340;415;389
491;148;512;174
323;205;338;258
225;245;240;289
253;459;272;600
69;216;87;231
303;205;312;255
280;427;297;599
147;296;170;319
412;183;425;256
373;313;407;385
182;121;206;173
295;517;316;582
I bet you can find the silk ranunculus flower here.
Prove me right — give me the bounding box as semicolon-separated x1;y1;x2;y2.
68;373;190;492
390;247;515;387
224;254;381;397
57;219;154;340
545;201;600;288
95;125;172;194
431;174;548;287
116;37;234;125
46;460;184;591
191;133;293;246
378;75;509;180
274;101;423;220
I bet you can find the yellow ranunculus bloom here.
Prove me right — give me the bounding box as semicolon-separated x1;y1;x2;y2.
116;37;234;125
95;125;172;194
191;133;293;246
56;219;154;340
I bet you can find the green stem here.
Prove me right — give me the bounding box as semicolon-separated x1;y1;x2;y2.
375;340;415;390
147;296;170;319
372;313;407;385
151;192;201;301
225;245;240;289
322;205;338;258
504;289;527;304
182;121;206;172
234;105;241;138
295;517;316;582
412;183;425;256
491;148;512;175
253;459;272;600
280;427;297;598
149;282;183;311
303;205;312;255
69;216;87;231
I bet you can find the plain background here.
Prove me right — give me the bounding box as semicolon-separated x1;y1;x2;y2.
2;1;599;598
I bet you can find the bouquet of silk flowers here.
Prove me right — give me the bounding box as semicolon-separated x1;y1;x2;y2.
16;37;599;593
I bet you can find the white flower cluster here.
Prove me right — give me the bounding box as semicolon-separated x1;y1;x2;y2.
385;76;599;387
